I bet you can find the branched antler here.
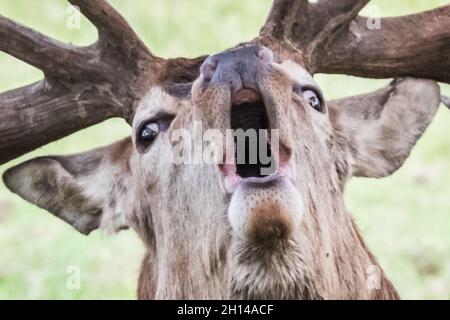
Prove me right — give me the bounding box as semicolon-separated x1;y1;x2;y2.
0;0;203;165
0;0;449;165
259;0;450;82
318;6;450;82
259;0;370;66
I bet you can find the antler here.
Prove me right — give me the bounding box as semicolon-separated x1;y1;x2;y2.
258;0;450;83
1;0;449;165
0;0;204;165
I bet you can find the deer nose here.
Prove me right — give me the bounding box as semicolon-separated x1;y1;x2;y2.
200;45;274;92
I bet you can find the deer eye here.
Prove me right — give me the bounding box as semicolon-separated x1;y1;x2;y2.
137;114;174;152
140;122;159;142
303;90;323;112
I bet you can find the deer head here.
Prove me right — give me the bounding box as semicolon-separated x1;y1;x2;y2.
1;0;448;299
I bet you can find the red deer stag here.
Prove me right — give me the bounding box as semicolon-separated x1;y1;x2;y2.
1;0;450;299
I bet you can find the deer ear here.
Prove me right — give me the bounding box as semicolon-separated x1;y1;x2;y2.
2;138;133;235
329;78;441;178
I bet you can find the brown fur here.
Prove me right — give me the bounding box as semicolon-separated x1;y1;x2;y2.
3;48;441;300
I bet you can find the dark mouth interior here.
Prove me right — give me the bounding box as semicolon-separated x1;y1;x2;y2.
230;100;274;178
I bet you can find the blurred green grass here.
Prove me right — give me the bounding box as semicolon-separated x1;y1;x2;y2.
0;0;449;299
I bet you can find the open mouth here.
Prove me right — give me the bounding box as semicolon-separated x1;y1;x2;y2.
231;90;272;178
219;89;292;193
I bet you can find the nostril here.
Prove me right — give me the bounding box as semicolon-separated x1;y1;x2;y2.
200;57;218;81
257;47;274;64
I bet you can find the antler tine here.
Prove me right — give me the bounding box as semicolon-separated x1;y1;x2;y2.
311;0;370;32
305;0;370;63
0;15;107;81
68;0;162;67
259;0;370;67
259;0;309;40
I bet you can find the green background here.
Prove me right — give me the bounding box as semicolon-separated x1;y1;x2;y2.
0;0;449;299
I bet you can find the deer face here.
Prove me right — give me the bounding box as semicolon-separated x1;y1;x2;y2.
133;46;330;245
190;46;333;244
3;46;440;299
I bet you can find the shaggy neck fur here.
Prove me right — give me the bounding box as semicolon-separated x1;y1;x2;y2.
135;158;399;299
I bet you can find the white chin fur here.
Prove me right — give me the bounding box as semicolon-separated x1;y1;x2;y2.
227;177;304;242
